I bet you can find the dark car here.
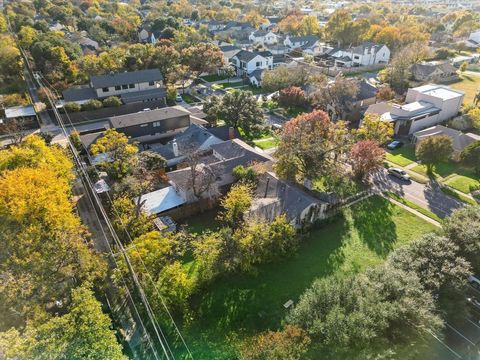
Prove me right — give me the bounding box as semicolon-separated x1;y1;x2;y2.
387;140;403;150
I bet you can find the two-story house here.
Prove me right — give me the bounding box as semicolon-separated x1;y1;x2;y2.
248;30;279;45
329;43;390;68
231;50;273;77
284;35;321;55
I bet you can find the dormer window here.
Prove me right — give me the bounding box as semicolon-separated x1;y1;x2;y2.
149;81;155;86
102;87;109;92
122;84;128;90
115;85;121;90
129;84;135;88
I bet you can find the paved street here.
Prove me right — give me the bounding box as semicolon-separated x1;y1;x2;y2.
371;168;464;218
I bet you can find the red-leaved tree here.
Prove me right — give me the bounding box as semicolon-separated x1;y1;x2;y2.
350;140;385;181
278;86;306;108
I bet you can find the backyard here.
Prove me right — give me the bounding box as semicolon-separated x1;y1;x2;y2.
177;196;437;359
446;73;480;105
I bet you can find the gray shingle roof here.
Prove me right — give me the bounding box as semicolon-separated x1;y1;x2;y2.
120;88;166;104
63;87;97;102
108;106;190;129
233;50;259;62
351;42;385;55
90;69;163;89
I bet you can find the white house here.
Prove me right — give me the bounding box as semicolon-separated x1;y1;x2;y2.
468;29;480;48
378;84;464;135
248;30;279;45
231;50;273;77
330;43;390;67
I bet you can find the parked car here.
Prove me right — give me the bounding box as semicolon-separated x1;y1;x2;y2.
175;94;183;102
467;296;480;312
387;140;403;150
468;275;480;289
388;167;411;181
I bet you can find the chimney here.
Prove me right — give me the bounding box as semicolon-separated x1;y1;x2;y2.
172;140;179;157
228;127;235;140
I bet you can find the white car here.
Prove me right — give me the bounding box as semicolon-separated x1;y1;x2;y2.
175;94;183;102
468;275;480;289
388;167;411;181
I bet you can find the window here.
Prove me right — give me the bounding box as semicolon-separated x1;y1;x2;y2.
129;84;135;88
148;81;155;86
122;84;128;90
115;85;121;91
152;121;161;127
354;55;360;60
140;124;148;127
102;87;109;92
256;61;262;67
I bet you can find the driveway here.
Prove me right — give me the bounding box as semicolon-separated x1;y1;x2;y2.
371;169;464;218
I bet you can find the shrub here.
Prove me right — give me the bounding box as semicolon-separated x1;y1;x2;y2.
460;140;480;171
278;86;306;108
81;99;103;111
63;102;81;113
102;96;121;107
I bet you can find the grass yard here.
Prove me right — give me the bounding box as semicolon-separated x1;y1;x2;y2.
200;74;229;82
446;74;480;105
181;93;198;104
444;174;480;194
252;137;279;150
411;161;458;179
178;196;437;359
211;81;246;90
384;191;443;222
385;146;416;167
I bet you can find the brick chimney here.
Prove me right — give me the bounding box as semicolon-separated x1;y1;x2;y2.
228;127;235;140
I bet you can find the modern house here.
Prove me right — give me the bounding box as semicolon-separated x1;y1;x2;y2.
410;62;458;82
327;43;390;68
62;69;165;105
376;84;464;135
413;125;480;160
249;30;279;45
231;50;273;77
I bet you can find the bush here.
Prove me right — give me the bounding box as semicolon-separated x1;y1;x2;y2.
102;96;122;107
81;99;103;111
278;86;306;108
449;115;472;131
460;140;480;171
63;102;81;113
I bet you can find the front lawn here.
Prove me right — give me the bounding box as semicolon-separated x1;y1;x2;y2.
410;161;458;179
252;137;278;150
181;93;198;104
385;146;416;167
200;74;229;82
445;74;480;104
211;81;246;90
179;196;437;359
444;174;480;194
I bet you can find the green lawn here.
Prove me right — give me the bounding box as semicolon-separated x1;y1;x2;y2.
385;146;416;167
180;209;220;234
411;161;458;178
252;137;278;150
181;93;198;104
179;196;437;359
446;74;480;105
444;174;480;194
211;81;246;90
384;191;443;222
200;74;229;82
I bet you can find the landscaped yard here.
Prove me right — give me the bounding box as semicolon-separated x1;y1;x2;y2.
181;93;198;104
177;196;437;359
200;74;229;82
446;73;480;105
444;174;480;194
211;81;246;90
385;146;416;167
252;137;278;150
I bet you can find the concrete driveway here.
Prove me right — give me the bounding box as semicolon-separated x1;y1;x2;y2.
371;168;464;218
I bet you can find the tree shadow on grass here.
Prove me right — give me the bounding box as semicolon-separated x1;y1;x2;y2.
350;196;397;257
188;213;350;342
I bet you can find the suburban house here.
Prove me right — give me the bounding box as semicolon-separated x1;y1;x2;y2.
219;45;241;64
135;138;273;218
247;172;328;229
231;50;273;77
248;69;265;87
284;35;322;55
249;30;279;45
467;29;480;48
413;125;480;160
0;105;38;130
410;62;458;82
62;69;165;105
344;79;378;121
373;84;464;135
79;106;204;153
327;43;390;68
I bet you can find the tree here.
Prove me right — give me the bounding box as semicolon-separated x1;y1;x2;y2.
309;75;359;120
232;165;258;185
443;205;480;273
150;44;180;81
466;107;480;129
64;101;81;112
376;85;395;101
221;64;236;83
262;65;312;93
0;35;23;86
181;43;224;76
460;61;468;72
203;95;222;125
244;10;266;28
460;140;480;171
299;15;321;36
325;10;356;46
17;25;37;48
168;64;193;94
81;99;103;111
277;14;303;35
0;14;7;32
237;325;311;360
90;129;139;180
350;140;385;181
0;285;127;360
216;90;264;134
275;110;346;181
218;183;253;228
415;135;453;173
103;96;122;107
354;113;394;144
278;86;306;108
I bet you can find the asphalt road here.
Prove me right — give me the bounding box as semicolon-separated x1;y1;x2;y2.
371;169;464;218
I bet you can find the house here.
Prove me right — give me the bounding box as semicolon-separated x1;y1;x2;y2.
413;125;480;160
248;172;328;229
284;35;321;55
249;30;279;45
166;138;273;204
410;62;458;82
377;84;464;135
62;69;165;104
344;79;378;121
231;50;273;77
467;29;480;48
248;69;265;87
0;105;38;130
138;28;149;43
146;124;224;167
328;43;390;68
219;45;241;65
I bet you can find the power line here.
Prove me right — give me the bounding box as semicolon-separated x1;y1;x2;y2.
37;73;194;360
